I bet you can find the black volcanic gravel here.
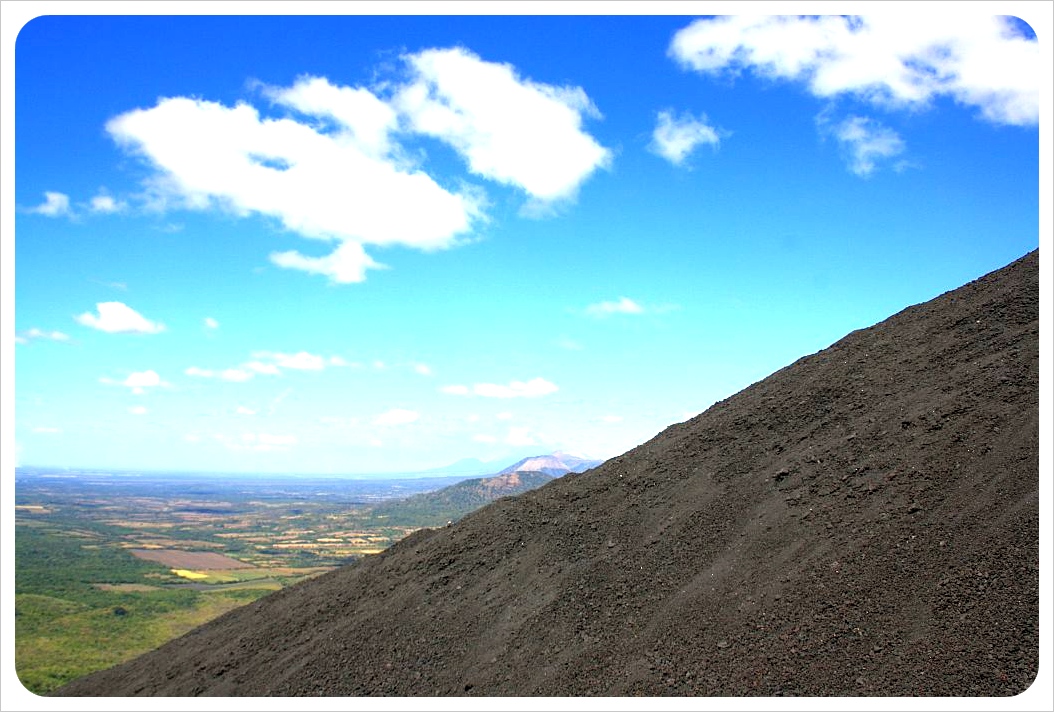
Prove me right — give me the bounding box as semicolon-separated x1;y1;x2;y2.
54;250;1040;697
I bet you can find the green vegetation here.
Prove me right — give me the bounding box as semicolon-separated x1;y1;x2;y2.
367;471;553;526
14;468;554;694
15;524;270;694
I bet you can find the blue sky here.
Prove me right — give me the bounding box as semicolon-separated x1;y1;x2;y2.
6;7;1047;476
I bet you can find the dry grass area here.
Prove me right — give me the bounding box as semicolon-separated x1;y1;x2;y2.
128;549;254;570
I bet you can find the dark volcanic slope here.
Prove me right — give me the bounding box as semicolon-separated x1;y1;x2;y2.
56;250;1039;697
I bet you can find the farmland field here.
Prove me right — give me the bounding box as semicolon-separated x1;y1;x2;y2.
14;467;467;694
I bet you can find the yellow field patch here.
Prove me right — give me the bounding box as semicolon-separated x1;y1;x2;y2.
171;569;210;580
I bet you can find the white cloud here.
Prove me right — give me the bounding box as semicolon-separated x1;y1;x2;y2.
32;426;62;434
472;433;498;444
441;384;470;395
75;302;165;334
395;46;611;204
374;408;420;426
585;296;645;317
827;115;907;177
496;411;514;421
15;328;71;344
184;366;215;378
236;406;257;415
413;363;433;376
270;241;385;285
106;369;169;395
204;317;219;329
242;361;282;375
189;351;339;383
129;406;148;415
650;110;723;165
669;15;1039;126
265;75;399;159
107;89;480;284
583;297;680;318
124;370;163;389
105;51;612;283
90;193;126;213
271;351;326;371
29;191;72;217
474;377;558;399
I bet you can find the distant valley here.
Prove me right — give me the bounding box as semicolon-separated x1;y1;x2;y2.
13;452;597;693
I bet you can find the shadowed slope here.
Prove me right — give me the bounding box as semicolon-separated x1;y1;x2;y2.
54;250;1039;697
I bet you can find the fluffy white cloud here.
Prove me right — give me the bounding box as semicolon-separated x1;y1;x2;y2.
184;366;214;378
105;50;610;283
828;115;907;176
15;328;71;344
90;193;126;213
242;361;282;375
585;296;645;317
583;297;680;317
236;406;257;415
103;369;169;395
413;363;433;376
271;351;326;371
270;241;385;285
397;47;611;204
670;15;1039;126
650;110;723;165
374;408;420;426
188;350;340;383
129;406;148;415
29;191;72;217
107;89;480;284
474;377;558;399
264;75;399;160
204;317;219;329
124;370;163;388
75;302;165;334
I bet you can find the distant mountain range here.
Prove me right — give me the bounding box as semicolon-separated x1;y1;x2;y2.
497;451;602;477
368;470;552;527
369;451;602;527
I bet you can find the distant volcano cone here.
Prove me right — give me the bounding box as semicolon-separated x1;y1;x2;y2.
55;250;1039;697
